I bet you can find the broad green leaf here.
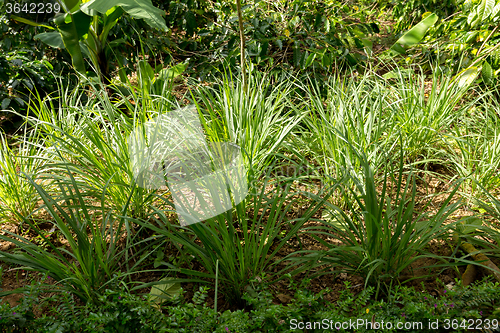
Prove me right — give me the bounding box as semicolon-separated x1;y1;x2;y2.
476;0;487;24
476;0;486;24
458;217;483;234
361;38;373;55
10;16;55;30
14;97;24;106
492;3;500;20
468;9;479;26
345;53;358;65
482;61;493;84
390;13;438;55
138;60;154;90
106;38;127;48
465;31;479;43
483;0;495;20
305;53;316;68
101;6;125;42
155;62;187;82
421;11;433;19
321;51;332;67
34;32;65;49
56;11;91;40
185;10;196;35
80;0;168;31
454;66;479;89
353;37;365;49
260;41;269;57
62;0;81;12
390;42;406;56
55;10;92;74
470;0;495;27
149;277;181;309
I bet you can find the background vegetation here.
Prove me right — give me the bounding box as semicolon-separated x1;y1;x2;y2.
1;0;500;331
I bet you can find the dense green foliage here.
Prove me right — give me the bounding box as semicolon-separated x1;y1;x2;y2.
1;0;500;330
0;0;73;113
2;0;499;105
1;275;500;332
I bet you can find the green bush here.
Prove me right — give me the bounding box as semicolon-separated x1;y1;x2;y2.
2;275;500;332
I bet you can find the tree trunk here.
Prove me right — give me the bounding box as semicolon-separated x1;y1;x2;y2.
236;0;247;92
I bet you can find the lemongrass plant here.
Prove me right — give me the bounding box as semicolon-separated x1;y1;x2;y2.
0;170;158;305
288;141;463;298
0;131;46;223
467;184;500;257
387;66;478;163
134;164;335;307
288;70;398;208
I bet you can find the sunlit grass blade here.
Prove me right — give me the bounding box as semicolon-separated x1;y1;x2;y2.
0;131;46;223
448;92;500;199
